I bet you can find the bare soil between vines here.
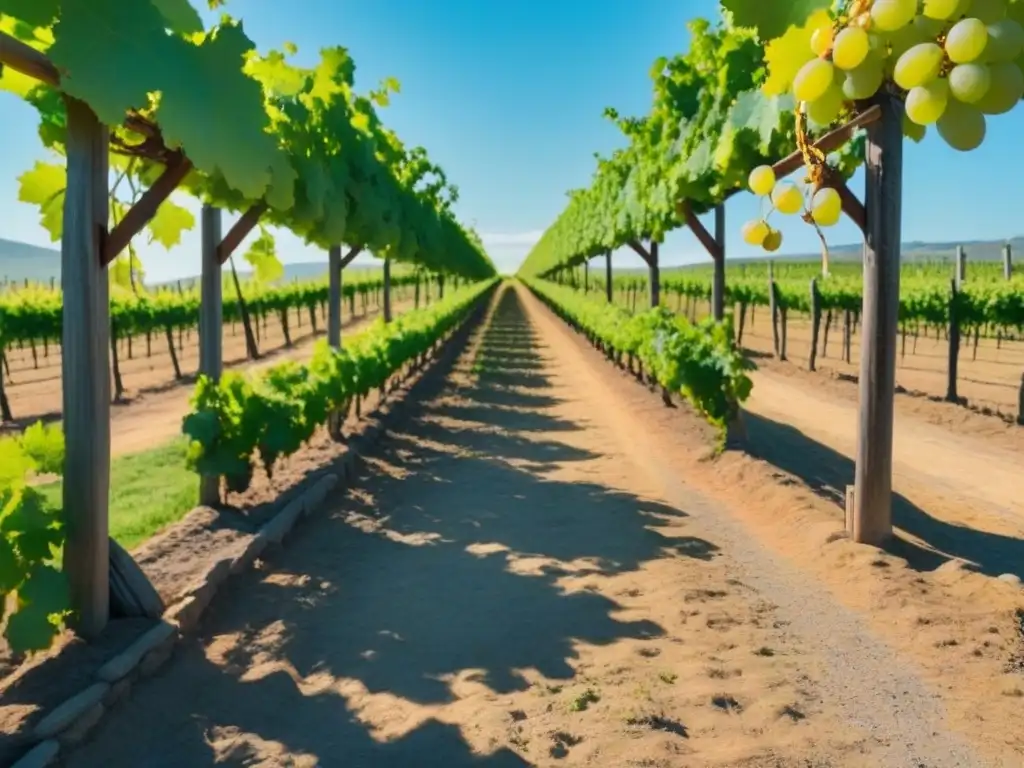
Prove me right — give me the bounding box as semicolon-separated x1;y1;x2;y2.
38;285;1017;767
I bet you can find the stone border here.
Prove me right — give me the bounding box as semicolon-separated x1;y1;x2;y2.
9;287;496;768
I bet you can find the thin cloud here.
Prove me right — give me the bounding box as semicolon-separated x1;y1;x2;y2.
479;230;544;247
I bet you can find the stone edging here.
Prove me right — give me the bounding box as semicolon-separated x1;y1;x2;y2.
10;288;495;768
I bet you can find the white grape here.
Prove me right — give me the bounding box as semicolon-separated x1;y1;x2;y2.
969;0;1007;24
885;23;929;74
762;229;783;253
748;166;776;196
811;187;842;227
946;18;990;63
905;78;950;124
903;114;928;142
742;220;771;246
984;19;1024;62
871;0;917;31
805;84;845;126
794;58;836;102
975;61;1024;113
810;26;834;57
771;182;804;215
922;0;962;20
937;99;987;150
894;43;944;89
833;27;870;70
949;63;992;102
842;57;885;99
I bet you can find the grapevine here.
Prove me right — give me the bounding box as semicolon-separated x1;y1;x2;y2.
736;0;1024;255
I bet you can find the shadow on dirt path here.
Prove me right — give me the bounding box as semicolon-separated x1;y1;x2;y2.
68;289;728;767
745;411;1024;579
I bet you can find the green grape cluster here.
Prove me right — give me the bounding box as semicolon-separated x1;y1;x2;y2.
741;165;843;253
793;0;1024;151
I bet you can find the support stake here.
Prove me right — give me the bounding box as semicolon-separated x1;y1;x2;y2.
198;205;222;507
852;95;903;547
61;99;111;639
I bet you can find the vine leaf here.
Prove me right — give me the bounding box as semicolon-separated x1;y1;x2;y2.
149;0;204;35
5;564;69;654
0;0;60;29
148;197;195;249
244;228;283;283
17;160;65;242
49;0;178;125
761;10;831;96
721;0;831;42
158;22;292;202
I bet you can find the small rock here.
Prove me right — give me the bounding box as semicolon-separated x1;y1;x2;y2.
998;573;1022;587
33;683;109;740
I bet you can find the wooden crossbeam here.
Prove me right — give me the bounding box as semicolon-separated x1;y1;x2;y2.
102;154;192;265
627;239;652;265
681;203;723;262
771;105;881;180
217;203;266;264
339;245;363;270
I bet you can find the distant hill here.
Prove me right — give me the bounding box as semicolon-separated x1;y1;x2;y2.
0;238;382;290
2;234;1020;288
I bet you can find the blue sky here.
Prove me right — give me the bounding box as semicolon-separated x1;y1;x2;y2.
1;0;1023;281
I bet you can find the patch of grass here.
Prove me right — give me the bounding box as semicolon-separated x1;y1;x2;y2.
39;439;196;551
658;671;678;684
568;688;600;712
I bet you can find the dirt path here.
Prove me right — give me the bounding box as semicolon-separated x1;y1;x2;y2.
742;367;1024;578
67;286;985;767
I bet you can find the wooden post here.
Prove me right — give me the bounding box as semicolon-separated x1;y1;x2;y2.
649;241;660;308
955;245;966;286
1003;243;1012;280
809;278;821;372
1017;373;1024;426
583;260;589;294
768;262;780;358
852;95;904;547
328;245;342;347
712;204;726;321
605;250;612;303
61;99;111;639
946;279;961;402
198;205;222;507
383;256;392;323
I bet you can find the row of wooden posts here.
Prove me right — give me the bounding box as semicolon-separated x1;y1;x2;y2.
542;98;912;554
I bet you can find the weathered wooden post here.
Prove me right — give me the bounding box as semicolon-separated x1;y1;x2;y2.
1003;243;1012;280
383;256;392;323
583;260;589;294
852;95;903;547
649;241;660;308
328;245;342;347
808;277;821;372
946;279;961;402
605;250;612;303
61;98;111;639
198;204;222;507
768;262;780;358
955;245;966;286
712;204;726;321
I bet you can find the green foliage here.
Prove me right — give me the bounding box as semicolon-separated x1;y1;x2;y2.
1;3;495;280
183;279;496;490
607;264;1024;333
720;0;831;41
525;278;753;429
0;422;69;654
0;269;419;349
516;7;862;279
